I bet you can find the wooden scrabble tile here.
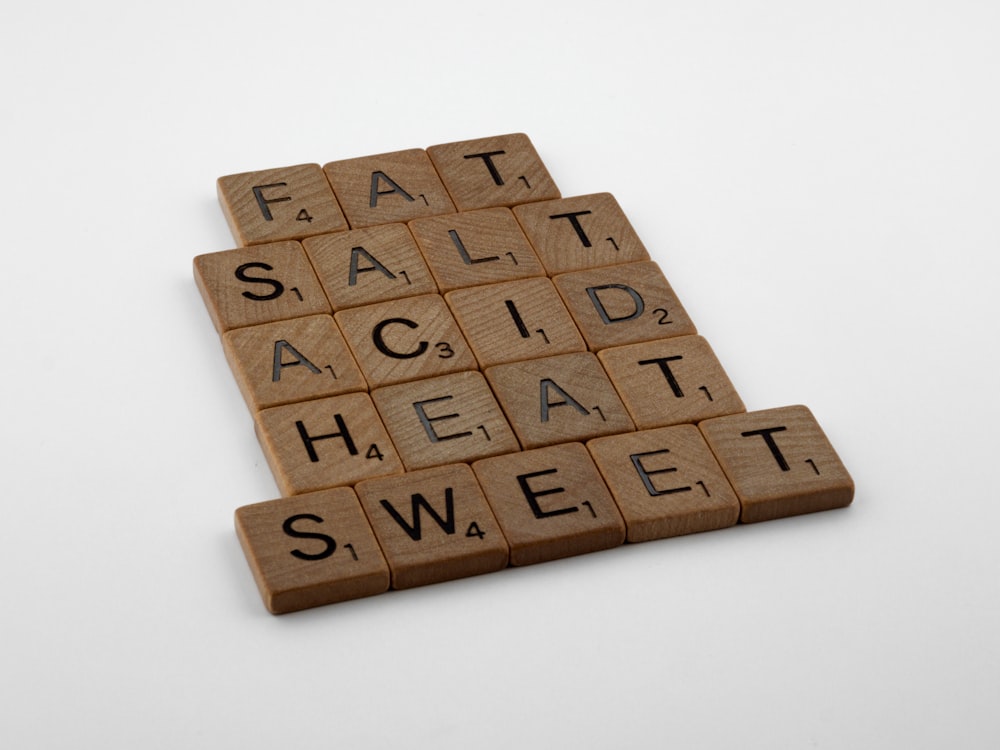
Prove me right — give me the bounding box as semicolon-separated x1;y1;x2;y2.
371;371;519;471
355;463;509;589
512;193;650;275
222;314;367;411
598;335;744;429
587;425;740;543
426;133;561;211
323;149;455;228
553;261;697;351
193;241;330;333
408;207;546;293
698;405;854;524
472;443;625;566
334;294;477;388
445;278;586;368
217;163;348;246
254;392;404;495
235;487;390;614
302;224;437;311
485;352;634;449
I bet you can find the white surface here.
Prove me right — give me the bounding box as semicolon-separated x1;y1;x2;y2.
3;1;998;747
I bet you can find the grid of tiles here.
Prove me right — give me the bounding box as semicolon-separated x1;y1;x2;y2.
194;133;854;614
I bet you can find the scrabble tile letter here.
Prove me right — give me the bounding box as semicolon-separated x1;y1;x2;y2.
699;405;854;523
235;488;390;613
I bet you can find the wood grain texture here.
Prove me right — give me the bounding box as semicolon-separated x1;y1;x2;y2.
427;133;560;211
302;224;438;311
408;207;545;292
355;464;509;589
193;241;330;333
587;425;741;543
553;261;697;351
217;163;348;247
334;294;477;388
445;277;586;368
472;442;625;566
512;193;650;275
598;335;744;428
323;149;455;228
485;352;635;449
371;371;519;470
698;405;854;523
222;315;367;411
235;488;390;614
254;392;404;495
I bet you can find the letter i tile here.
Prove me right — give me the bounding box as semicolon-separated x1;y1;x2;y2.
235;487;390;614
698;406;854;523
587;425;741;543
355;464;509;590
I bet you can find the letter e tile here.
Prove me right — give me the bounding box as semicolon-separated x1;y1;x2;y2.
698;405;854;523
235;487;390;614
472;443;625;566
355;464;509;589
587;425;740;543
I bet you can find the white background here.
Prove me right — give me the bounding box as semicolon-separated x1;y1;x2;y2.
3;1;998;747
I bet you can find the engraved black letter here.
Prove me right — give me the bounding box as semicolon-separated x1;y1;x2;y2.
235;262;285;301
283;514;337;560
740;426;791;471
516;468;578;519
273;340;322;382
372;318;429;359
295;414;359;462
586;284;645;324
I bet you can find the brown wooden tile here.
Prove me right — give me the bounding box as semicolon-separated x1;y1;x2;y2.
371;371;519;470
355;463;509;589
193;241;330;333
485;352;634;449
587;425;740;543
553;261;697;351
235;487;390;614
512;193;650;275
426;133;561;211
334;294;477;388
323;149;455;228
598;335;744;429
472;443;625;566
302;224;437;312
408;207;546;293
217;163;348;247
445;278;586;368
698;405;854;524
222;314;367;411
254;392;404;495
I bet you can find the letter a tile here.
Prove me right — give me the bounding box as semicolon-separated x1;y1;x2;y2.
235;487;390;614
698;405;854;523
355;464;509;589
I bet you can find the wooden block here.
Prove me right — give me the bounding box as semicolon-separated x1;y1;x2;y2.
355;463;509;589
371;371;519;471
472;443;625;566
553;261;697;351
698;405;854;523
485;352;634;449
598;335;744;429
323;149;455;228
254;392;404;495
193;241;330;333
445;277;586;368
302;224;437;312
426;133;561;211
221;314;367;411
217;163;348;246
512;193;650;275
334;294;478;388
587;425;740;543
235;488;390;614
408;207;546;293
